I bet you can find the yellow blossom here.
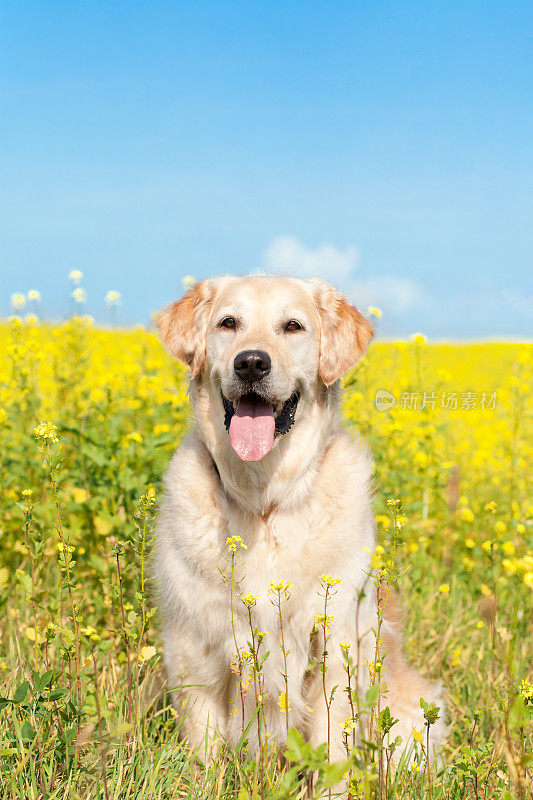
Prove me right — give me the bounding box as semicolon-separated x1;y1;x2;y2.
414;451;429;468
105;290;122;307
25;627;45;644
458;507;474;523
268;579;293;597
11;293;26;311
226;536;247;553
81;625;101;643
138;645;157;663
72;488;90;503
314;613;334;633
241;592;260;608
461;556;476;572
410;332;427;345
519;680;533;703
278;692;291;714
34;421;59;444
342;718;357;734
320;574;341;588
68;269;83;284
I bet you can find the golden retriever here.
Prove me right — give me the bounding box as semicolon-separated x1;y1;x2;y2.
154;275;445;778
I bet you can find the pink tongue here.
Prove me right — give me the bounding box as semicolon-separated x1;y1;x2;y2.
229;395;275;462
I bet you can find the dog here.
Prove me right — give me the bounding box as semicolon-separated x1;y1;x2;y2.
154;275;445;778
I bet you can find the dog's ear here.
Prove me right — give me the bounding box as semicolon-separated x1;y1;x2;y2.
310;278;373;386
156;280;214;378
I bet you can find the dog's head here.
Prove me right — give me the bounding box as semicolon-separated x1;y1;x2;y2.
157;275;372;462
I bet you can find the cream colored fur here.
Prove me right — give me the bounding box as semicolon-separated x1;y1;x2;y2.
154;275;445;783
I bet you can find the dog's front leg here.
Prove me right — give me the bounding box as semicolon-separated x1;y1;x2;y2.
307;653;353;763
307;653;352;799
173;682;229;756
164;626;230;756
306;627;375;798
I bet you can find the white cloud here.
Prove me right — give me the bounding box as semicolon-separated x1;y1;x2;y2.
347;276;426;315
260;236;531;338
263;235;358;282
262;235;425;316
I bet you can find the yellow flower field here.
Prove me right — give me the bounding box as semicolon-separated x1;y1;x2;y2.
0;317;531;799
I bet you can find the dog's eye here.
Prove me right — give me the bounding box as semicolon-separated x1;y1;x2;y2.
219;317;237;330
285;320;303;333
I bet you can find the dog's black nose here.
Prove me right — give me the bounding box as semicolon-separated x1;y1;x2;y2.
234;350;272;383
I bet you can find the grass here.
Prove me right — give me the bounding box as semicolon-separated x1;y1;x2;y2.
0;317;531;799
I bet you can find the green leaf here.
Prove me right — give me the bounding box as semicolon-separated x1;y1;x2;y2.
13;680;30;703
364;683;380;709
420;697;440;725
235;705;260;753
16;570;32;595
0;567;8;590
108;722;133;738
34;670;54;694
377;706;399;734
49;687;70;701
60;726;77;746
508;695;526;731
21;721;36;742
285;727;306;762
321;760;351;789
81;445;107;467
55;626;76;645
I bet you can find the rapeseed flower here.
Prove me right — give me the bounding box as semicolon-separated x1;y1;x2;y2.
320;574;341;587
241;592;259;608
226;536;247;553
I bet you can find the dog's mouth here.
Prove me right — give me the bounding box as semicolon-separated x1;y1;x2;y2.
222;390;300;462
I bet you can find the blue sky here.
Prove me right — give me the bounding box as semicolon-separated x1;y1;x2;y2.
1;0;532;337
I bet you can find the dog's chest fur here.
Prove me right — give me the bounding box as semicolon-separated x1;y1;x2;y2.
156;430;375;649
